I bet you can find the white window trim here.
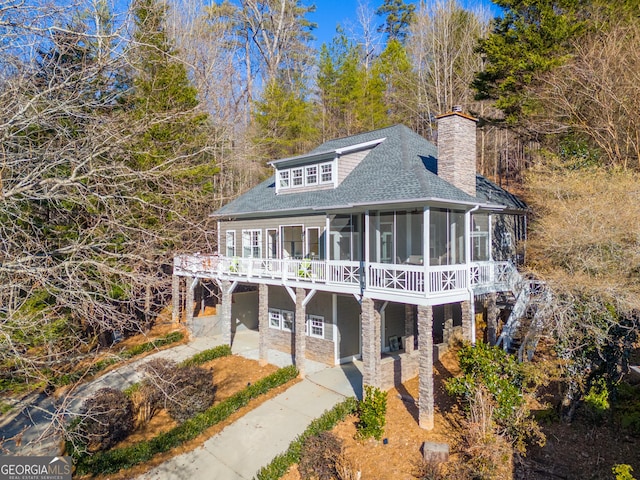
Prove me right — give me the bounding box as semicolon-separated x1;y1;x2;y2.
275;159;336;191
269;309;282;329
226;231;236;257
269;308;295;332
292;168;303;186
281;310;295;332
305;165;318;185
242;229;262;258
278;170;290;190
319;161;334;184
306;314;324;339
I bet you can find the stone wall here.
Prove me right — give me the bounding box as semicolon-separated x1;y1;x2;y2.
436;112;477;197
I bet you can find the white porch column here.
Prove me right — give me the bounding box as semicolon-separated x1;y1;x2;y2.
418;305;434;430
423;206;430;291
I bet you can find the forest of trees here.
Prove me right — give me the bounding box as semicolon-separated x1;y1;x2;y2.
1;0;639;450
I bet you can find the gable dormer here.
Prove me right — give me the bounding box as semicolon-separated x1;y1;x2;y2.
271;137;385;195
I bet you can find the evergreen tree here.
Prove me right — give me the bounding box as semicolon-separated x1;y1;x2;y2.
376;0;415;43
253;76;319;159
317;31;388;139
473;0;586;124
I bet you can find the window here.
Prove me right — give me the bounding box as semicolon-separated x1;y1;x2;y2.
226;231;236;257
306;315;324;338
305;165;317;185
281;310;294;332
269;309;282;329
320;163;333;183
242;229;262;258
269;308;295;332
278;170;290;188
277;162;334;191
292;168;303;186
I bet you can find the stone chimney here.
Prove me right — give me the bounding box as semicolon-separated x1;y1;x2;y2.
435;108;477;197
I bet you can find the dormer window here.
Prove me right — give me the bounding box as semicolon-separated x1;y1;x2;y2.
292;168;303;186
279;170;290;188
275;160;336;193
306;165;318;185
320;163;333;183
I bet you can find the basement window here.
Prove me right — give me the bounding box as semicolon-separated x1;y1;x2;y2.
306;315;324;339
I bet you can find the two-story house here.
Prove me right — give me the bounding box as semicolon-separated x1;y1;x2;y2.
172;111;527;430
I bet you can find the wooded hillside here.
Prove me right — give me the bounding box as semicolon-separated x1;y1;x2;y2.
1;0;638;451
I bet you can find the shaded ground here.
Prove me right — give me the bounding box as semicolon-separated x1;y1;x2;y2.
282;350;463;480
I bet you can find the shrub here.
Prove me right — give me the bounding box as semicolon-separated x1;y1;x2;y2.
445;341;544;453
356;385;387;440
73;365;299;475
73;388;134;452
583;377;610;423
298;431;342;480
179;344;232;367
255;397;358;480
141;358;215;423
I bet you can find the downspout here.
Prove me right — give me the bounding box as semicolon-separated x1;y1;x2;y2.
466;205;480;345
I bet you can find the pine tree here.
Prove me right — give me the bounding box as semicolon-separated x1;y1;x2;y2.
376;0;415;43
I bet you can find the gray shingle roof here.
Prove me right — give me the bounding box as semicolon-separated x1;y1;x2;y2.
214;124;525;217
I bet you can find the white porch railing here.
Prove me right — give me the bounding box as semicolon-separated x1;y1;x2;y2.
174;254;514;297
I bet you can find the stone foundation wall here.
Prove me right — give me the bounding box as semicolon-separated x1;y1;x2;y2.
380;351;419;390
264;327;335;365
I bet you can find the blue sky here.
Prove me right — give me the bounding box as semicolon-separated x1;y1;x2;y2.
309;0;502;48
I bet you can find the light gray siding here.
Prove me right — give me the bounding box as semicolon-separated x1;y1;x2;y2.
337;149;372;184
337;294;361;359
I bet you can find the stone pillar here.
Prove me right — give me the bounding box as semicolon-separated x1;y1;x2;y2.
171;275;181;324
361;298;382;388
443;304;453;346
258;283;269;366
186;277;197;325
220;280;232;345
487;293;498;345
461;300;473;343
295;287;307;378
418;305;434;430
404;304;415;354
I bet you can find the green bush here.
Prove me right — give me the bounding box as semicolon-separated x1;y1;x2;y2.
255;397;358;480
179;344;232;367
583;377;610;423
73;365;299;475
356;385;387;440
445;341;544;453
121;331;184;358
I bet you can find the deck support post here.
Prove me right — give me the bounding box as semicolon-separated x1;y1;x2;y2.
172;275;181;323
461;299;474;343
185;277;198;327
418;305;434;430
258;283;269;366
295;287;307;378
219;280;237;346
487;292;498;345
404;304;415;354
361;297;382;388
443;304;453;346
